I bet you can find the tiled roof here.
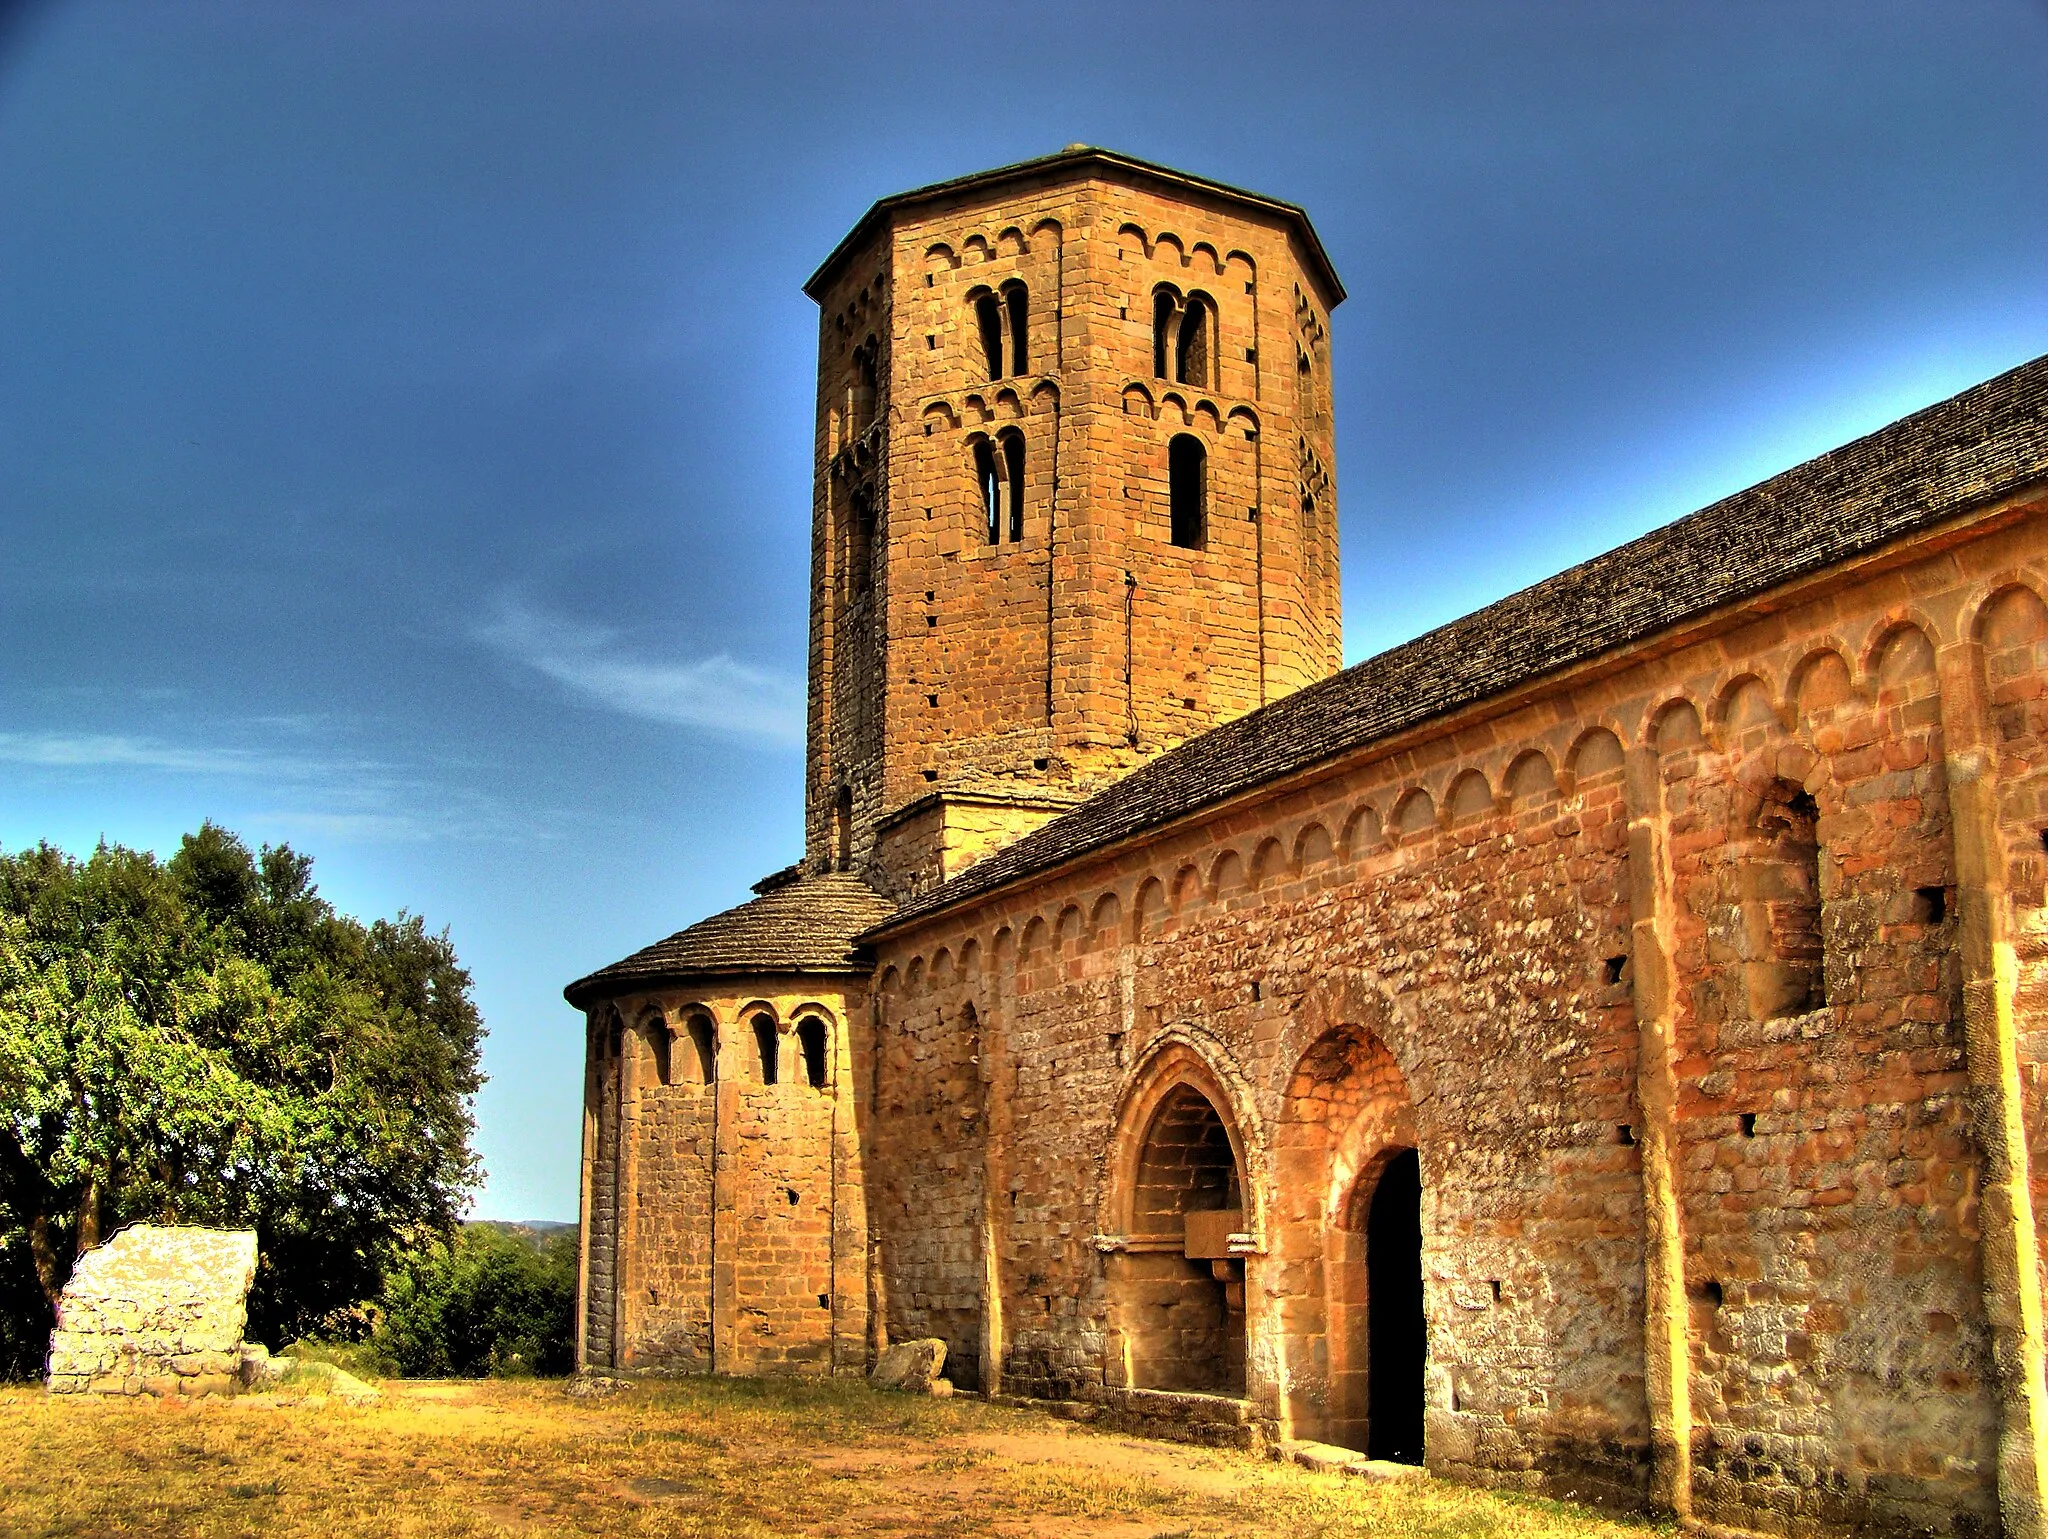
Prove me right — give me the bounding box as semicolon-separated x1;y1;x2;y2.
804;145;1344;306
564;873;895;1008
871;350;2048;937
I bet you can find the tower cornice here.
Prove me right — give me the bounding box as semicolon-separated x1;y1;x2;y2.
804;145;1345;309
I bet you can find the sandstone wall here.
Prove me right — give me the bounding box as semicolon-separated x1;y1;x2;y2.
867;494;2048;1534
803;164;1344;896
579;978;869;1376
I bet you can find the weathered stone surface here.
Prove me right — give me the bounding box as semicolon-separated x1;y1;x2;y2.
565;148;2048;1539
46;1225;258;1397
870;1338;947;1394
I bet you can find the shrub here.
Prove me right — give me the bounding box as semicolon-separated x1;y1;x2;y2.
371;1223;576;1378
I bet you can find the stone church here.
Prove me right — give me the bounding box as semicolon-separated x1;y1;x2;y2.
566;146;2048;1536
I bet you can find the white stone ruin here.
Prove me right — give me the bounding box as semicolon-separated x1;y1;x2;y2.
45;1224;261;1397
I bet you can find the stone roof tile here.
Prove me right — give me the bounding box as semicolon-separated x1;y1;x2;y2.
564;873;894;1008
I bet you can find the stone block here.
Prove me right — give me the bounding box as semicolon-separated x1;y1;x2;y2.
871;1337;948;1394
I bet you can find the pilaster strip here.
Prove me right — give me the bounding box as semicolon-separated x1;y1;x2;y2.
1625;745;1692;1517
1939;641;2048;1539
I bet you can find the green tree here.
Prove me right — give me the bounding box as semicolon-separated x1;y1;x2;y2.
372;1224;577;1378
0;825;484;1374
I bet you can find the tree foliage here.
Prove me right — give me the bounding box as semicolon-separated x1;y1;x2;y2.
0;825;484;1373
371;1224;576;1378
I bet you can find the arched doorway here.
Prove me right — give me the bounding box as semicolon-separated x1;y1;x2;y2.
1273;1020;1421;1455
1362;1148;1424;1463
1113;1080;1248;1395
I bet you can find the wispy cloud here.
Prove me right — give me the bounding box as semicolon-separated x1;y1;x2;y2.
475;595;803;747
0;730;556;847
0;732;302;776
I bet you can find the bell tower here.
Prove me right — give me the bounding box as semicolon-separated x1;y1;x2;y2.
801;148;1345;899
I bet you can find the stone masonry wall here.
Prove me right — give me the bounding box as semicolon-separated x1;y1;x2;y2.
804;165;1344;898
866;493;2048;1533
579;978;869;1377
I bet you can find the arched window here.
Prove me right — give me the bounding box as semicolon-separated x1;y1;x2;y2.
647;1018;672;1087
1744;780;1823;1018
1153;289;1178;378
1175;295;1210;387
833;783;853;872
973;437;1001;545
1169;434;1206;549
973;291;1004;382
1000;429;1025;543
1001;281;1028;376
846;484;876;595
753;1012;780;1085
797;1017;829;1089
686;1014;715;1083
850;339;878;436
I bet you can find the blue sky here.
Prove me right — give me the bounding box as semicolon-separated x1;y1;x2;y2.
2;0;2044;1221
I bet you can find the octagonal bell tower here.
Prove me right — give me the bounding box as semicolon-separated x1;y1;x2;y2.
801;148;1345;900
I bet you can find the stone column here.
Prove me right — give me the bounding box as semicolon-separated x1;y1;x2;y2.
1939;640;2048;1539
1624;744;1693;1518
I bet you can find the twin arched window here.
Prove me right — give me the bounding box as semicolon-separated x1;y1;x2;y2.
1154;289;1213;389
973;429;1026;545
972;282;1028;382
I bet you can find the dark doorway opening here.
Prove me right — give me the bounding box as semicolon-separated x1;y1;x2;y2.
1366;1147;1424;1464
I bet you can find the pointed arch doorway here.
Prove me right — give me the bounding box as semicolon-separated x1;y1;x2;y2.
1104;1047;1254;1398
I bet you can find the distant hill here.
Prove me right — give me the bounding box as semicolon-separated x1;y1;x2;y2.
471;1220;576;1249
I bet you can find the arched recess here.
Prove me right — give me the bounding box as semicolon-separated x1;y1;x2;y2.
1272;1023;1421;1456
1790;647;1855;724
1132;876;1169;940
1102;1036;1263;1396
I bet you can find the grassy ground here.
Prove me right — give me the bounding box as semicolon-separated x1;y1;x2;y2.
0;1375;1667;1538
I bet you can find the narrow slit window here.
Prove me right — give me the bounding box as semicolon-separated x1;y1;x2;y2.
973;438;1001;545
1001;430;1025;542
797;1018;829;1089
833;783;853;872
1153;289;1178;378
850;341;878;435
1002;282;1028;376
1175;294;1210;387
753;1014;779;1085
974;292;1004;381
1169;434;1206;549
847;485;875;594
648;1021;672;1086
687;1016;715;1083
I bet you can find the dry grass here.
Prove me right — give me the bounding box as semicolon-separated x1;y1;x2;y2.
0;1376;1668;1538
